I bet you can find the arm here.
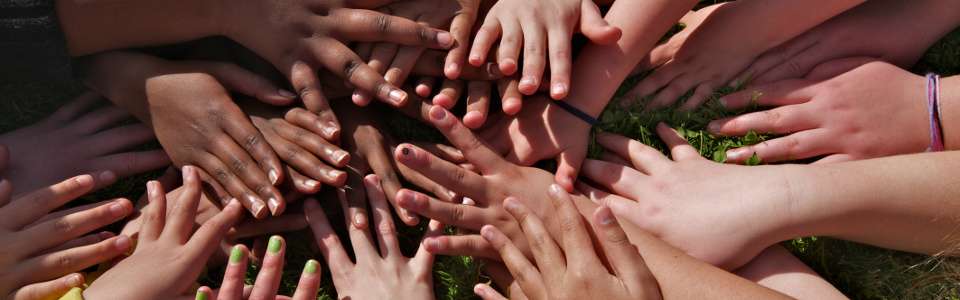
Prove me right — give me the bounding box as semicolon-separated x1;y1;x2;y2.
937;76;960;150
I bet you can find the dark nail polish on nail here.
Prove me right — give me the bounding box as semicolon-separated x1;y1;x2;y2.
402;147;411;156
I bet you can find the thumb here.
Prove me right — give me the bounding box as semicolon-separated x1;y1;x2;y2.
474;284;508;300
10;273;84;300
203;62;297;106
579;1;621;45
555;147;586;192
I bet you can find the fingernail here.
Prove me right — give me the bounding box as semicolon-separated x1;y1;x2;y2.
503;198;519;211
251;199;267;218
230;245;244;264
398;191;417;209
480;225;495;240
354;213;366;228
68;274;84;287
726;148;748;161
98;171;116;184
334;150;350;165
446;190;458;201
552;83;567;97
323;124;339;139
304;179;320;189
267;236;282;254
328;169;346;180
549;184;564;197
401;147;413;157
389;89;407;104
114;235;131;250
267;197;281;215
195;290;209;300
278;89;297;99
352;91;363;103
718;97;729;108
446;62;459;74
599;208;615;225
426;237;442;251
429;107;447;121
304;259;319;274
437;32;454;47
109;201;127;217
520;76;537;87
707;121;721;133
268;170;279;185
183;166;196;181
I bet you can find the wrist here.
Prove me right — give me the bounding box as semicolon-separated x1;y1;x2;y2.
763;164;825;243
939;76;960;150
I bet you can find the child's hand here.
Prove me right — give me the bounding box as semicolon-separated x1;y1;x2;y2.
470;0;620;99
475;189;661;300
738;0;960;85
304;175;441;299
0;174;133;300
146;69;287;219
578;127;794;270
479;95;591;191
83;166;244;299
245;103;351;195
194;241;323;300
221;0;455;110
709;60;928;164
0;92;169;194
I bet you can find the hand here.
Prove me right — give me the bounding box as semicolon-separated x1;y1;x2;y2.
246;102;351;196
578;125;794;270
470;0;620;99
0;92;169;194
193;241;322;300
738;0;960;85
221;0;455;113
146;70;286;218
475;188;661;300
351;0;481;105
304;175;439;299
624;2;767;110
84;166;243;299
708;60;929;164
0;174;133;300
393;105;581;258
479;95;591;191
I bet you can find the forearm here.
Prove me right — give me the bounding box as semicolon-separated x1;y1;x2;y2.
937;76;960;150
784;152;960;255
569;196;790;299
566;0;697;116
57;0;222;56
716;0;863;53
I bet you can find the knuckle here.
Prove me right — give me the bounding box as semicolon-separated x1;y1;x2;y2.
214;168;231;183
52;219;74;233
229;158;247;174
282;145;303;161
449;204;467;223
54;253;73;268
342;59;362;81
243;134;261;151
374;14;391;34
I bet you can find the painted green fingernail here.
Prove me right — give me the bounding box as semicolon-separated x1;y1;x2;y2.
195;290;209;300
229;245;244;264
268;236;282;254
304;259;319;274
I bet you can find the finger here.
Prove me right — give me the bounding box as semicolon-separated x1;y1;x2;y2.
547;184;603;271
575;181;651;229
91;150;171;180
656;123;702;161
413;142;465;163
424;105;506;173
220;245;250;300
736;37;816;86
309;38;409;107
367;145;419;227
579;0;621;45
627;62;684;101
474;284;508;300
187;199;244;258
161;166;204;243
580;159;646;200
804;57;877;82
39;231;114;255
445;5;479;79
411;219;444;271
814;154;854;164
291;260;322;300
395;144;487;199
336;184;377;259
480;225;546;299
195;155;267;218
470;18;502;68
496;19;522;75
303;198;352;271
232;214;308;241
272;120;350;168
502;197;565;274
329;8;455;49
48;91;100;122
680;81;719;111
385;46;425;87
396;189;486;229
498;77;523;115
411;50;504;81
194;167;233;206
724;129;836;164
207;62;297;106
354;42;399;105
464;81;491;129
708;106;817;138
9;273;85;300
433;79;463;109
718;80;814;110
422;234;499;260
554;144;587;192
139;180;167;241
364;174;401;259
595;132;669;174
249;236;285;300
284;166;323;194
84;123;156;155
591;205;656;293
289;62;340;141
546;27;572;100
23;235;131;284
647;73;697;110
599;152;631;167
394;160;459;203
219;117;286;208
415;77;436;97
206;133;283;216
22;198;131;255
0;175;95;230
517;22;546;95
71;106;131;134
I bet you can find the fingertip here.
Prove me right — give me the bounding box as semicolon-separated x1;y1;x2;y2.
433;94;455;109
113;234;132;251
415;84;432;97
427;105;451;126
593;205;617;226
463;111;486;129
97;170;117;186
445;62;461;80
499;59;518;75
480;224;497;241
502;97;522;115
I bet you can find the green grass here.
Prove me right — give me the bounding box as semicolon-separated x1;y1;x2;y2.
3;13;960;300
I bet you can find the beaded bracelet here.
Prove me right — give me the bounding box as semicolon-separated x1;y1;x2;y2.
553;100;600;126
926;73;945;152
